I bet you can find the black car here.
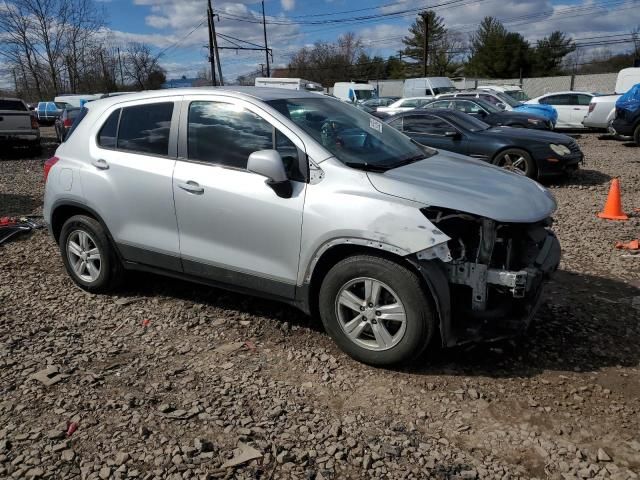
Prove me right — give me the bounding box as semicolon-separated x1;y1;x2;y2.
54;107;81;142
385;109;582;178
422;98;552;130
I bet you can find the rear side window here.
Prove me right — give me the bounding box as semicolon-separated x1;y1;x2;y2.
63;107;88;142
97;109;120;148
0;100;27;111
403;115;450;134
117;103;174;156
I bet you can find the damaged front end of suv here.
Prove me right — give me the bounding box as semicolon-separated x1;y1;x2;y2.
411;207;561;346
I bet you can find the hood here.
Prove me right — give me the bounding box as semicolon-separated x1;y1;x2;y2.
367;150;557;223
482;126;576;144
515;104;558;122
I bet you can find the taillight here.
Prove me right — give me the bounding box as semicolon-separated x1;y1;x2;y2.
63;118;73;127
588;103;595;113
31;115;39;129
44;156;59;183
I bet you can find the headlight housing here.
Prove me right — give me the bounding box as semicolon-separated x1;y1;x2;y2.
549;144;571;156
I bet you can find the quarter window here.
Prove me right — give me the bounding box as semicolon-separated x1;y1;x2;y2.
117;102;174;156
97;109;120;149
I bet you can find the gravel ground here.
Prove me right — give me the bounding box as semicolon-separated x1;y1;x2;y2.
1;128;639;480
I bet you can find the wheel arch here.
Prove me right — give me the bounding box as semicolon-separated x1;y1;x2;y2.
303;242;450;346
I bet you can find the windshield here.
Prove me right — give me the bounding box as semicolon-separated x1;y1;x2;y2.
493;91;520;107
432;86;456;95
267;97;434;170
505;90;529;102
355;89;375;101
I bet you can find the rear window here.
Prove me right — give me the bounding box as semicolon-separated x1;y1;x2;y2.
0;100;27;111
97;109;121;148
63;107;88;142
117;103;174;156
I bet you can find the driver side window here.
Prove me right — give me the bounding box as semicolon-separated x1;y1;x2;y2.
403;115;450;135
187;101;303;180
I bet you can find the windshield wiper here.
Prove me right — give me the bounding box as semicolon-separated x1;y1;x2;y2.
344;162;389;172
388;154;427;170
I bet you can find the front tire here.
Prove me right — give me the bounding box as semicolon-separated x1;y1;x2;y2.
59;215;123;293
318;255;435;366
493;148;537;178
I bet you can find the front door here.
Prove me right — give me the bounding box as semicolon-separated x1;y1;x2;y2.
401;114;468;155
172;97;307;299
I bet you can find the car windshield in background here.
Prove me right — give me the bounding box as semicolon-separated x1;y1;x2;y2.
473;99;501;114
355;90;375;101
0;100;27;111
494;91;520;107
268;97;434;171
432;86;456;95
506;90;529;102
448;111;491;132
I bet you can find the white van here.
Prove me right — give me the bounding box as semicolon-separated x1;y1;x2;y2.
332;82;377;103
255;78;324;93
403;77;455;98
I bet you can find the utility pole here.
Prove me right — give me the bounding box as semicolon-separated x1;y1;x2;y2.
397;50;403;61
210;3;224;85
207;0;217;85
117;47;125;88
261;1;270;77
421;11;429;77
259;63;265;76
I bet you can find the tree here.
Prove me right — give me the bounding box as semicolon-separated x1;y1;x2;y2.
123;43;165;90
401;10;463;76
385;56;406;79
533;31;576;76
466;17;532;78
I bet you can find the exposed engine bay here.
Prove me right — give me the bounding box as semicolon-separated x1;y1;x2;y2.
416;207;561;344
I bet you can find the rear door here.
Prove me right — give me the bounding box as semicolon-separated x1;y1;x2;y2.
172;95;307;299
539;95;573;127
81;97;182;270
572;94;593;127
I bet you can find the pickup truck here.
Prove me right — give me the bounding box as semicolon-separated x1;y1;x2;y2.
0;98;41;154
583;67;640;130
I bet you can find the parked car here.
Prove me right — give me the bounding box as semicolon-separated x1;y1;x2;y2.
403;77;456;97
376;97;434;116
36;101;72;125
582;68;640;130
360;97;399;109
43;87;561;366
526;92;595;129
384;109;582;178
478;85;529;102
611;83;640;145
437;90;558;127
0;97;41;154
54;107;81;142
422;97;552;130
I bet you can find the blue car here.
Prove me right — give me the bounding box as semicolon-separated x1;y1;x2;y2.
438;90;558;127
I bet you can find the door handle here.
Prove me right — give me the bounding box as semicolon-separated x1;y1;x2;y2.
573;108;582;110
178;181;204;195
92;159;109;170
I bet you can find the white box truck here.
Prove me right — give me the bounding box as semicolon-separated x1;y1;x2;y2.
255;77;324;93
403;77;456;98
332;82;377;103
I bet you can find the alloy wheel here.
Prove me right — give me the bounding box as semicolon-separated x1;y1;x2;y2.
497;153;528;174
66;230;102;283
335;277;407;351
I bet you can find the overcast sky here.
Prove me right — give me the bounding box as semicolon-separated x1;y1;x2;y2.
6;0;640;84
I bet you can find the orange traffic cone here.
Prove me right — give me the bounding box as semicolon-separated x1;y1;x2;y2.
597;178;628;220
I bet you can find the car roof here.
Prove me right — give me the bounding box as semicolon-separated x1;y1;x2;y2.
536;91;594;96
386;108;464;121
84;86;325;110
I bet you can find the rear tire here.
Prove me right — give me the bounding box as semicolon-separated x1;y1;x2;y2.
493;148;537;178
318;255;435;366
59;215;123;293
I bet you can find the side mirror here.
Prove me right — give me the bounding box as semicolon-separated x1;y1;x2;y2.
497;103;507;110
247;149;292;198
444;130;461;139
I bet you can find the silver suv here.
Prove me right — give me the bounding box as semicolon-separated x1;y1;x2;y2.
43;87;561;366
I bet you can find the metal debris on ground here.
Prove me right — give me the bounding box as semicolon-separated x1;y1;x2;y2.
0;216;43;245
221;442;262;469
